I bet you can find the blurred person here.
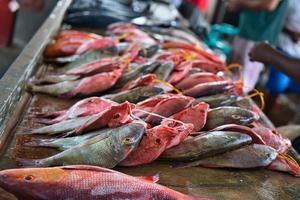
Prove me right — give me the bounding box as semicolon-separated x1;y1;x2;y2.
250;0;300;117
250;42;300;82
226;0;289;93
250;42;300;152
264;0;300;95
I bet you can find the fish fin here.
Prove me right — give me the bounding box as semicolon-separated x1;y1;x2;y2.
24;139;62;149
79;134;110;147
137;173;159;183
16;158;45;167
61;165;117;173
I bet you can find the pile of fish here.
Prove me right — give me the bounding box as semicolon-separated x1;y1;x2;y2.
2;21;299;200
23;23;300;176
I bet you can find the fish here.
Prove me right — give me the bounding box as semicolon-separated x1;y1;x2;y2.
66;57;118;76
75;37;117;55
210;124;265;145
70;102;133;136
36;97;117;124
161;102;209;132
113;61;160;89
161;42;224;66
231;98;252;110
183;81;234;98
44;35;95;58
119;123;194;166
177;144;278;169
138;44;160;58
252;126;291;153
62;48;118;70
30;102;132;136
152;28;202;46
103;86;164;104
109;23;157;45
191;60;226;74
27;65;126;98
25;129;106;150
267;155;300;177
154;61;174;81
161;131;252;161
144;95;195;125
30;115;95;135
156;52;183;68
119;74;156;91
204;106;260;130
26;80;81;97
62;65;126;98
192;94;239;108
30;74;80;84
175;72;225;90
168;61;193;84
0;165;209;200
133;94;176;118
18;122;145;168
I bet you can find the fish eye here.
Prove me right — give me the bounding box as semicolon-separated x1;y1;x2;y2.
156;139;161;144
113;113;121;119
232;114;241;119
123;137;133;144
24;175;34;181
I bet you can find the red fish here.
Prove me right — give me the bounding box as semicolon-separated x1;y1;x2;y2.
120;74;156;91
268;155;300;177
168;61;193;84
66;58;117;76
36;97;117;125
210;124;265;145
176;72;225;90
54;30;101;40
44;31;101;58
191;60;226;74
162;42;224;66
252;126;291;154
120;123;194;166
183;81;234;98
133;94;176;118
0;165;210;200
73;102;133;135
109;23;156;45
62;63;126;98
156;52;184;68
162;102;209;132
144;95;195;125
75;37;117;55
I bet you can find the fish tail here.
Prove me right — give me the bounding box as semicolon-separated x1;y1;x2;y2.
16;157;46;167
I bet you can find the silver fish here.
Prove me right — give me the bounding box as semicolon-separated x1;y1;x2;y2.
177;144;278;169
18;123;146;168
204;106;260;130
161;131;252;161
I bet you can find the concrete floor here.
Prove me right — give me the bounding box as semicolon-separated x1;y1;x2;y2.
0;1;57;78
